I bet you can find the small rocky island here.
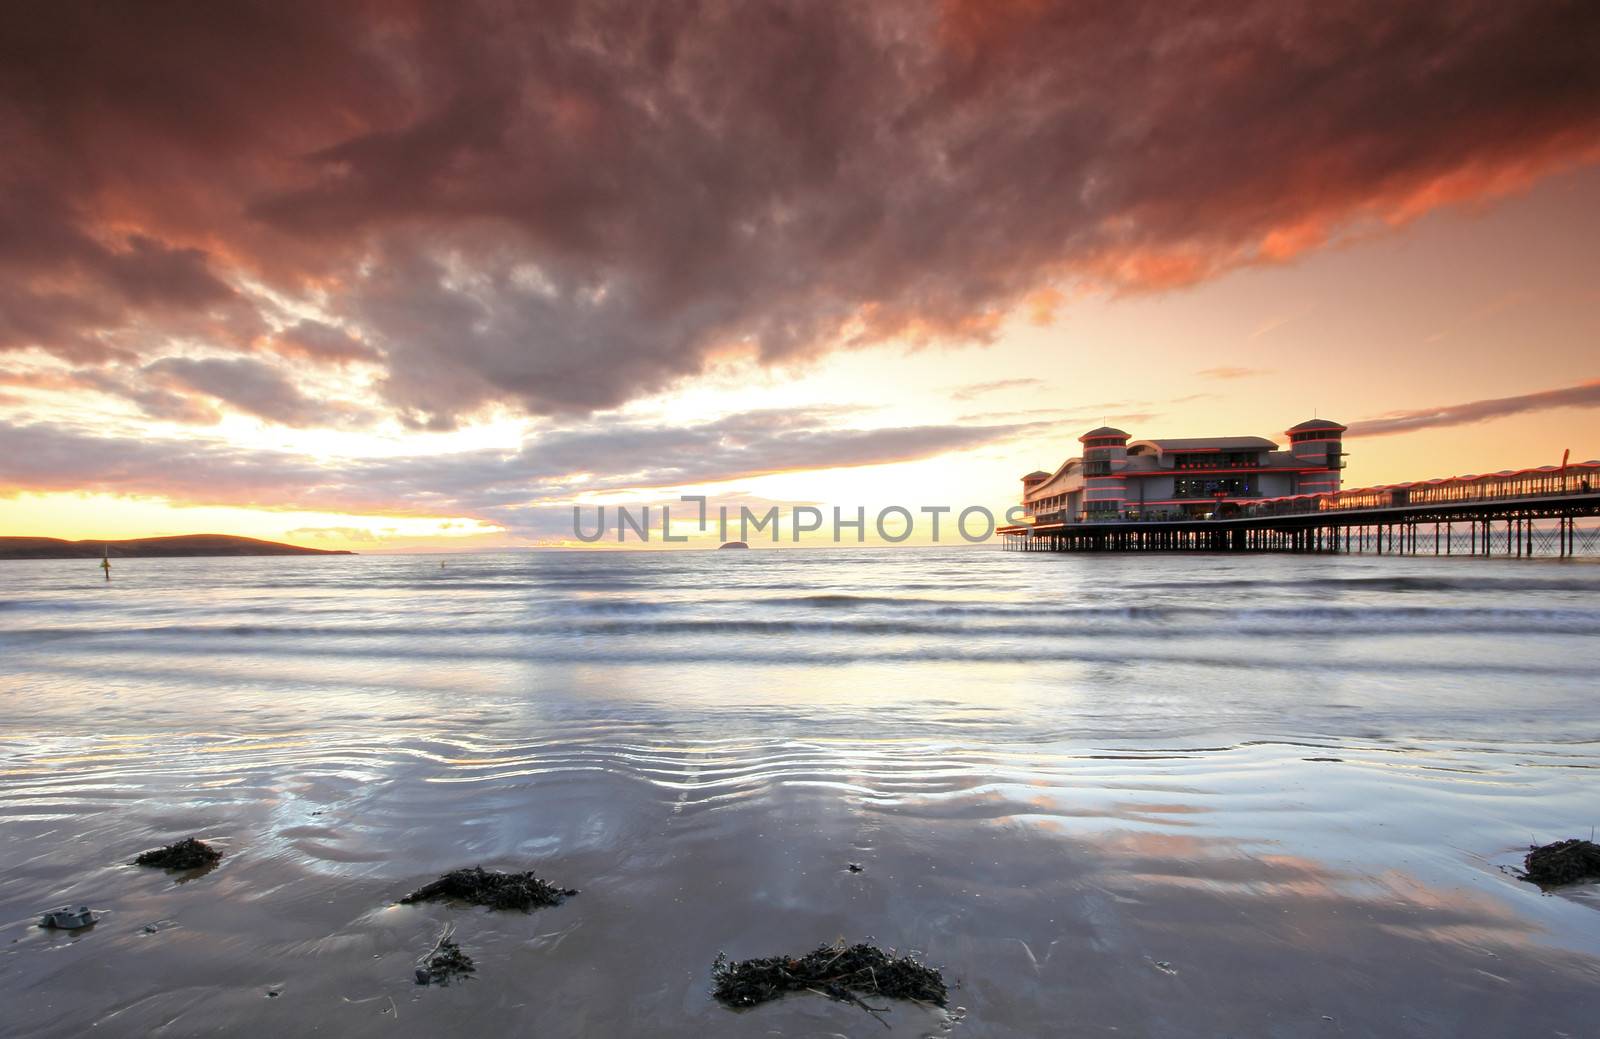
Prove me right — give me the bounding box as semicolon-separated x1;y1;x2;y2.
718;541;750;550
0;535;353;559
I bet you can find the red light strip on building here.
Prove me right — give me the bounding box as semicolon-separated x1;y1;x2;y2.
1121;467;1334;477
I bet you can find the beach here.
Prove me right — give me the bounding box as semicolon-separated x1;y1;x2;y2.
2;548;1598;1036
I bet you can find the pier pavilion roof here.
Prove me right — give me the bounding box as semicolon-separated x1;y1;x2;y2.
1132;436;1278;452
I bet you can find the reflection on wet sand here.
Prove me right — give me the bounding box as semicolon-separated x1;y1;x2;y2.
2;550;1598;1036
3;732;1598;1038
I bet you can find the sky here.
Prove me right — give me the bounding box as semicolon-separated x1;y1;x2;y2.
2;0;1598;551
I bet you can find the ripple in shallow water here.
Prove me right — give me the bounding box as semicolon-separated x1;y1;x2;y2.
2;550;1599;1036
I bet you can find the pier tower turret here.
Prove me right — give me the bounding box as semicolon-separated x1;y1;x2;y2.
1079;426;1130;519
1021;470;1050;516
1286;418;1346;495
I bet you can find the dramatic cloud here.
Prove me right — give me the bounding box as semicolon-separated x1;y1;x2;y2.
266;320;380;366
0;409;1033;526
142;357;372;427
1;0;1595;428
1346;379;1600;437
0;355;365;427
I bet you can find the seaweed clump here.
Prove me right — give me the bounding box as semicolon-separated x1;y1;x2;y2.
415;931;475;986
400;866;576;911
712;941;946;1020
134;838;222;870
1523;839;1600;887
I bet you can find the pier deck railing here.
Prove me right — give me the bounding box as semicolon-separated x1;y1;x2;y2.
1237;463;1597;520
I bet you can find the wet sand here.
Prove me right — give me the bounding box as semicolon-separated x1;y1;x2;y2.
2;551;1599;1036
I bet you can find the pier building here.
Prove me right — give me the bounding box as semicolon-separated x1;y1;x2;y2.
1000;420;1600;557
1021;419;1346;524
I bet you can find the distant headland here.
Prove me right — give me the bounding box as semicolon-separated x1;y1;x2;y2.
0;535;354;559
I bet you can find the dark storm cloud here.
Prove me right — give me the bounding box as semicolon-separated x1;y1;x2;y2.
141;357;373;427
1346;380;1600;437
267;320;381;366
0;409;1032;521
2;0;1598;426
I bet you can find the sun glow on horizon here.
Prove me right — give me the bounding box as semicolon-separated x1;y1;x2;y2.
0;493;503;552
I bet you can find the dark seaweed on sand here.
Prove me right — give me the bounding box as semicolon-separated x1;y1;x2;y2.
712;941;947;1016
1523;838;1600;887
417;935;475;985
400;866;577;911
133;838;222;870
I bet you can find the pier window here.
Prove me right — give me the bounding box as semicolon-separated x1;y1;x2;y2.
1173;451;1261;470
1174;476;1254;498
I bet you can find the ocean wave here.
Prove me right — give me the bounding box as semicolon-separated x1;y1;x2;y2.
8;637;1589;676
6;603;1599;643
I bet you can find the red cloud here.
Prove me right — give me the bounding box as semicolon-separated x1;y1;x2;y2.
1;0;1596;427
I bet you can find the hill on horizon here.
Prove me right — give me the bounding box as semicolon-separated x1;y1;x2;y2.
0;534;354;559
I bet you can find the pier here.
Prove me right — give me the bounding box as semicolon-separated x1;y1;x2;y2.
1000;462;1600;557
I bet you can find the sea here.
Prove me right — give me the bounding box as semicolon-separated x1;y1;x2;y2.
1;547;1598;1037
